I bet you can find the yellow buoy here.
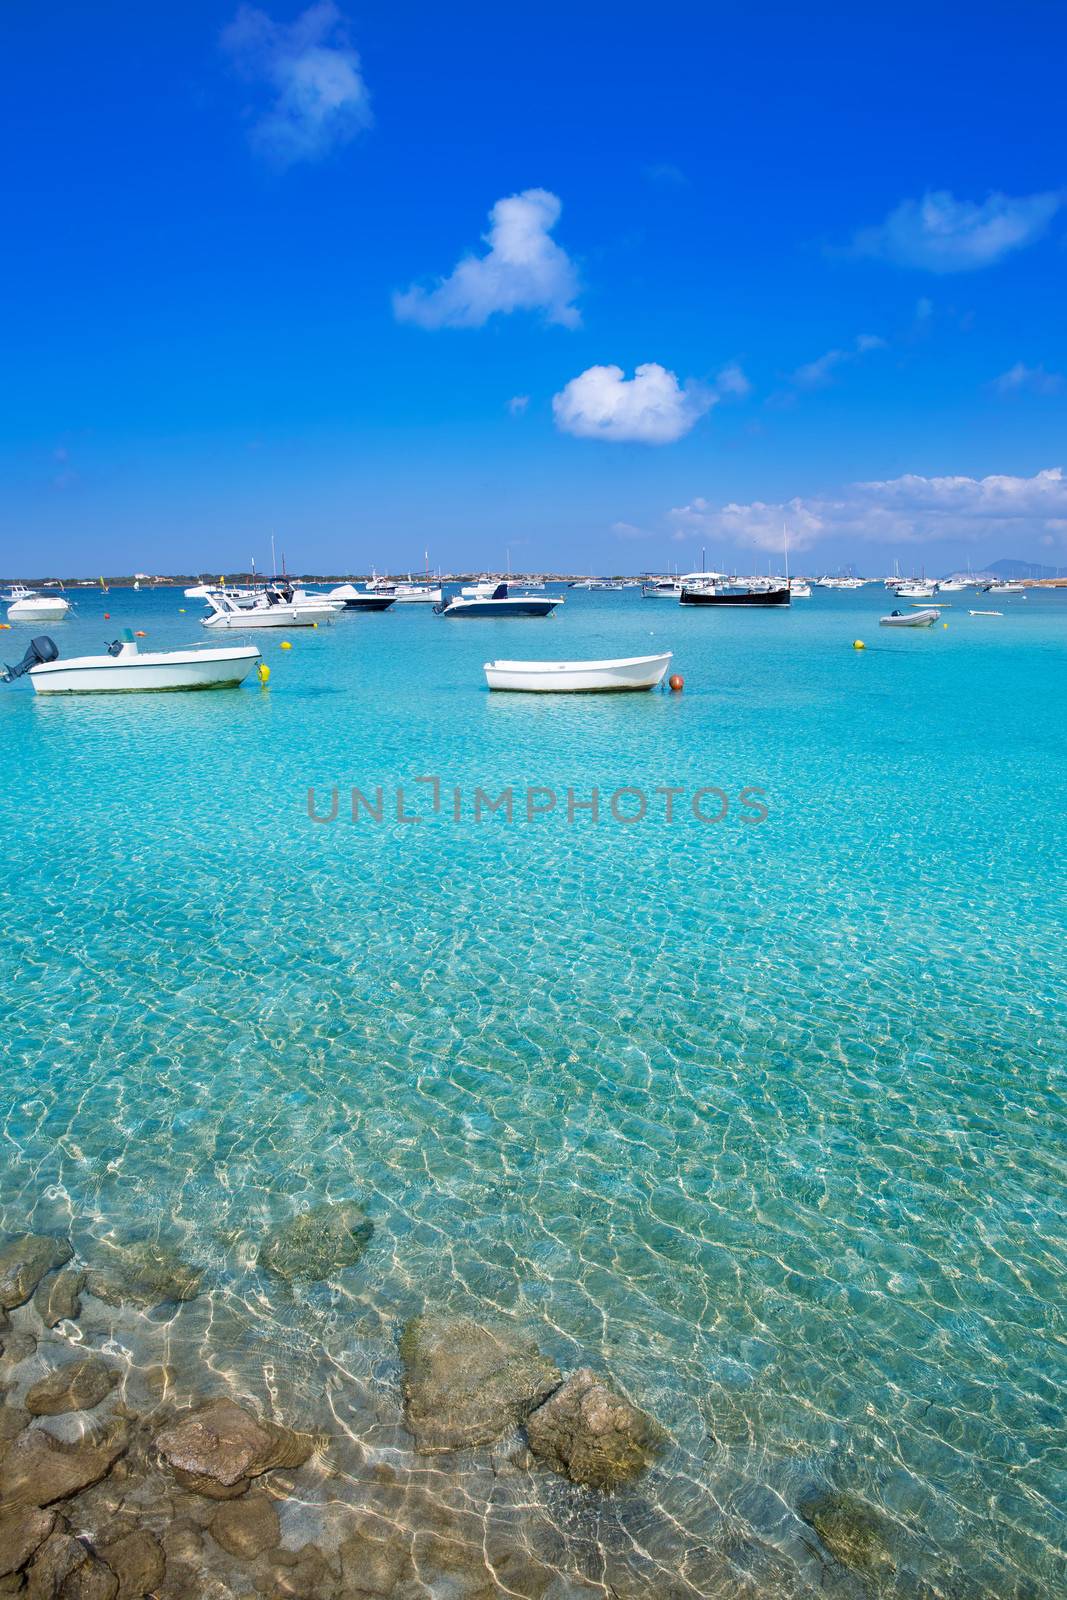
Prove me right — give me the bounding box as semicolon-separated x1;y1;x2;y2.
853;639;865;650
280;640;292;650
256;662;270;687
943;622;948;628
179;607;185;613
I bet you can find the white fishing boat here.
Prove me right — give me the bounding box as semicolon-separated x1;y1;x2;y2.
484;652;672;692
5;585;71;621
880;607;941;628
2;635;261;693
201;592;340;628
642;578;683;598
789;580;812;598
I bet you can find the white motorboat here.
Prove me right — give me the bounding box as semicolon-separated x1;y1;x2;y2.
5;585;71;622
894;582;938;599
969;609;1003;617
642;579;683;599
880;607;941;627
789;580;812;598
2;635;261;693
201;592;340;628
937;577;969;592
392;584;442;604
979;580;1025;595
484;652;672;692
435;582;563;617
325;584;396;612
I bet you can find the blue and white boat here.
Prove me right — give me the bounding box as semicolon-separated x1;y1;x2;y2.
434;582;563;618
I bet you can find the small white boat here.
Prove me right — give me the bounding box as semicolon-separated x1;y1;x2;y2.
5;585;71;622
789;581;812;598
201;592;340;628
969;609;1003;617
894;582;938;599
2;636;261;693
484;652;672;692
880;608;941;628
641;579;683;599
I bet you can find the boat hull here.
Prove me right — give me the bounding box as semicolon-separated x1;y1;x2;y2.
202;606;337;627
29;646;261;693
879;609;941;628
484;652;672;692
336;595;396;611
680;587;790;607
8;600;71;621
439;598;561;617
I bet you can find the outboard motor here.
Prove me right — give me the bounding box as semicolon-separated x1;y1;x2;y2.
1;635;59;683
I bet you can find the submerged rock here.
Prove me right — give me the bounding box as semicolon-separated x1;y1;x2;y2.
261;1203;373;1283
0;1507;57;1580
399;1314;560;1451
0;1405;30;1442
33;1269;87;1329
26;1356;120;1417
525;1367;663;1489
0;1428;126;1510
97;1528;166;1599
154;1397;313;1498
24;1530;118;1600
208;1491;280;1560
800;1490;897;1576
88;1239;203;1309
0;1236;74;1310
339;1526;411;1596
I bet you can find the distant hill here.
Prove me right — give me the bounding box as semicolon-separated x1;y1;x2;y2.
988;557;1067;580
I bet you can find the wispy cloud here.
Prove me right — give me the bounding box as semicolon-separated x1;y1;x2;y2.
507;394;530;415
669;468;1067;551
849;188;1063;272
791;333;887;390
553;362;748;445
394;190;580;330
641;162;689;189
991;361;1063;396
221;2;371;168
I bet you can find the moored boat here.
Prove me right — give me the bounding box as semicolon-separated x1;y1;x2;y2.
5;585;71;621
2;635;261;693
201;592;341;628
879;607;941;627
680;583;790;607
435;582;563;617
325;584;397;611
483;652;672;692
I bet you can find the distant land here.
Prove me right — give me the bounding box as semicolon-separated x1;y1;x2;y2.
3;559;1067;586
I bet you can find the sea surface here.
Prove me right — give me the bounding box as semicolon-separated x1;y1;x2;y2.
1;584;1064;1598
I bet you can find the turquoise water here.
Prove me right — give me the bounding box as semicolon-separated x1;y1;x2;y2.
1;586;1064;1597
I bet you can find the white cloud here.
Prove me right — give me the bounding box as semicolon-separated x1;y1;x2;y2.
394;190;580;330
992;362;1063;396
669;468;1067;551
792;333;886;389
507;394;530;415
851;188;1063;272
221;2;371;167
641;162;689;188
553;362;748;445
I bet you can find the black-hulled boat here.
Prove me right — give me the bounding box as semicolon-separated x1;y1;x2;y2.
680;584;791;607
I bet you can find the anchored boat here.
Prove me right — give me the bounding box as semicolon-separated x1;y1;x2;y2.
879;608;941;628
1;635;261;693
4;585;71;622
484;652;672;692
435;582;563;618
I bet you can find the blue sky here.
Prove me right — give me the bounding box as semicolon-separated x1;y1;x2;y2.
3;0;1067;575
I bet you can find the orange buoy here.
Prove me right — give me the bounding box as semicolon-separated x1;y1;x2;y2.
103;612;110;620
135;630;146;637
668;674;684;692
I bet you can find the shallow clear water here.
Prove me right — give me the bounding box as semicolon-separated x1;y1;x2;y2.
1;585;1064;1597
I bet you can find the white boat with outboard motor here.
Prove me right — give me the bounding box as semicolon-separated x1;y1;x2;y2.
1;634;261;693
484;652;673;692
4;584;72;621
879;607;941;628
